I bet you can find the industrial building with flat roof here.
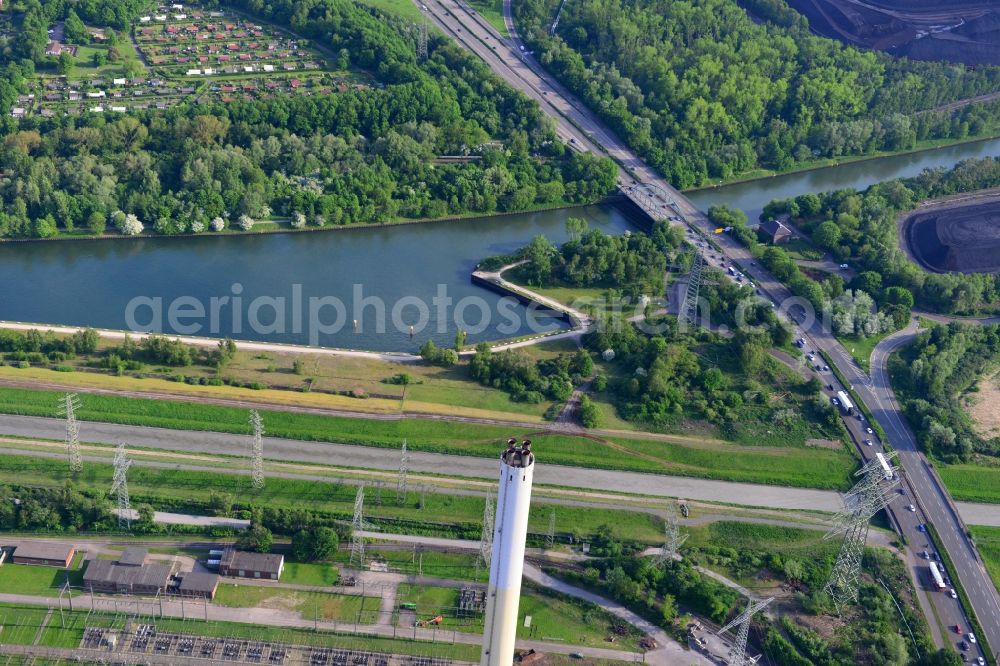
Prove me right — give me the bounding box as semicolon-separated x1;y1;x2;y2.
176;572;220;599
83;549;174;596
218;548;284;580
11;542;76;567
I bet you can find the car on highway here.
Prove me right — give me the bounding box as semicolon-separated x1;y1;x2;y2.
968;632;976;644
949;588;958;599
978;657;986;665
954;625;963;635
959;641;968;651
839;263;849;269
864;439;873;446
917;524;926;532
866;427;874;434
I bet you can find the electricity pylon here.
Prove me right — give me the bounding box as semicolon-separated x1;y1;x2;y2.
476;489;495;580
249;410;264;490
57;393;83;473
396;439;409;505
679;252;704;328
545;509;556;550
110;442;132;532
824;452;900;609
653;512;688;567
717;595;773;666
416;18;428;60
350;486;366;567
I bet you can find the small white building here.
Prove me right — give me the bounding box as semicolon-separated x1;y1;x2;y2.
86;91;106;98
186;69;202;76
111;106;127;113
89;106;105;113
139;16;151;22
203;68;215;75
262;64;273;72
113;78;127;85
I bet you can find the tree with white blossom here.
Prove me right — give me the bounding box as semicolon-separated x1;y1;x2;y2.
115;212;144;236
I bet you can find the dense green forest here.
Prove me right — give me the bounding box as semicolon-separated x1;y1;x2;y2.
518;218;686;296
0;0;616;238
485;222;837;441
891;322;1000;462
514;0;1000;187
761;157;1000;314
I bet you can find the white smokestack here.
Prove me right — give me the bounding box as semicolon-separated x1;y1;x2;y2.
480;439;535;666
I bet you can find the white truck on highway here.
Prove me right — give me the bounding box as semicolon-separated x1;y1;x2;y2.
929;561;946;590
836;390;854;415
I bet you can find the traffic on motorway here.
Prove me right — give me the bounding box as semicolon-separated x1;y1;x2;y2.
418;0;1000;658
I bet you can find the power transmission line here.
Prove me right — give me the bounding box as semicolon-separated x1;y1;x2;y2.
110;442;132;532
57;393;82;474
717;595;773;666
249;410;264;490
350;486;365;567
824;452;900;609
396;439;409;505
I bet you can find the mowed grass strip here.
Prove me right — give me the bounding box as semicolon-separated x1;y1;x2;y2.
0;386;855;489
937;464;1000;504
213;585;380;623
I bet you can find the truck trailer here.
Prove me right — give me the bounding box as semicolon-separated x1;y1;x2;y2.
836;390;854;415
929;561;946;590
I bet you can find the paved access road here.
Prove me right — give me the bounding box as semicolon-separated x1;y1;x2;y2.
417;0;1000;656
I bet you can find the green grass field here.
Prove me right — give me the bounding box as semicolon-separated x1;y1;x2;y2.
214;585;380;623
0;562;81;597
394;583;641;650
282;562;340;586
466;0;508;36
0;604;52;645
0;386;856;489
937;464;1000;503
516;584;641;651
836;331;890;373
970;525;1000;594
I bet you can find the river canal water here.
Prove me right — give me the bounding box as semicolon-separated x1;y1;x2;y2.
2;138;999;351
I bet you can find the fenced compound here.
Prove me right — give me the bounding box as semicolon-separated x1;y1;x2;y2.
77;619;462;666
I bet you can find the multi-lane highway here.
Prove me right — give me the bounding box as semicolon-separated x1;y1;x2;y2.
418;0;1000;658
